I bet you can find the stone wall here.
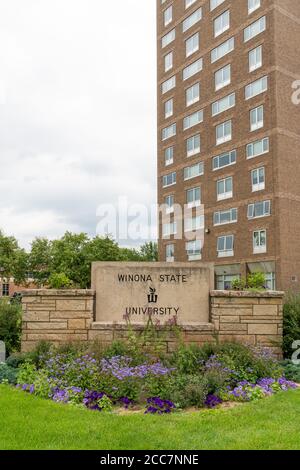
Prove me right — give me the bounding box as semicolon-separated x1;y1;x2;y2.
22;290;95;352
21;289;284;356
211;291;283;357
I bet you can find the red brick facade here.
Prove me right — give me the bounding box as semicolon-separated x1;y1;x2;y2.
157;0;300;291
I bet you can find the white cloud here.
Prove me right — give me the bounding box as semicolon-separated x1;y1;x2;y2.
0;0;157;249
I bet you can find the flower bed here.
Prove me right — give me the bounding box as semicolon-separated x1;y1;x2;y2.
6;339;296;415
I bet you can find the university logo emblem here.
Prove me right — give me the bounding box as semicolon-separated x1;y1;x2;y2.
148;287;158;304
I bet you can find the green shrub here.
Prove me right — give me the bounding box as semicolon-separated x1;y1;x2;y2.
144;372;209;409
231;278;247;291
0;363;19;384
281;360;300;383
247;272;266;290
6;352;29;369
26;341;53;368
181;376;209;408
232;273;266;291
204;367;230;394
17;362;38;386
169;343;217;375
0;300;22;355
283;293;300;359
48;273;73;289
216;342;283;382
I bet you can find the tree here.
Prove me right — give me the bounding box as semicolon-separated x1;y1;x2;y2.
28;238;52;287
50;232;90;288
139;242;158;261
1;229;159;290
0;230;28;284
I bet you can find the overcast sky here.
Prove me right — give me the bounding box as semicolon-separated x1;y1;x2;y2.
0;0;157;249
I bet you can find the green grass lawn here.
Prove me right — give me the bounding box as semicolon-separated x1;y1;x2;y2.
0;385;299;450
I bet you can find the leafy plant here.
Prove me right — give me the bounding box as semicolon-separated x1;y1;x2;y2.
0;300;22;354
0;363;19;384
48;273;73;289
17;362;38;386
247;272;266;290
6;353;29;369
283;293;300;359
232;273;266;291
281;360;300;383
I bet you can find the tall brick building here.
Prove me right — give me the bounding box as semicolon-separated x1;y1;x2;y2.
157;0;300;291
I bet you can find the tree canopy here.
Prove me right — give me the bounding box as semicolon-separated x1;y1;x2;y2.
0;230;158;289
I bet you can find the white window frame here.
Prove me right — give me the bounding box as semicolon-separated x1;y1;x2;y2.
214;10;230;38
217;176;233;201
253;229;267;254
250;105;264;131
216;120;232;145
247;200;271;219
251;167;265;192
215;64;231;91
249;45;262;72
217;235;234;258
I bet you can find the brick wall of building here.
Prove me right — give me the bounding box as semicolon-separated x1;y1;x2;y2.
21;289;283;356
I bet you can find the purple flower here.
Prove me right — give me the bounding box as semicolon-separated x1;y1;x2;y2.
145;397;176;414
205;394;222;408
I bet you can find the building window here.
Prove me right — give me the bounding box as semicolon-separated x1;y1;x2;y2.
213;149;236;170
251;167;265;192
249;45;262;72
184;162;204;180
165;195;174;214
2;283;9;297
217;176;233;201
245;76;268;100
214;10;230;38
183;110;203;131
162;29;176;48
164;98;173;119
265;272;276;290
212;93;235;117
183;58;203;80
246;137;269;159
187;187;201;208
186;32;199;57
185;0;198;9
162;172;176;188
248;0;261;15
164;52;173;72
216;120;232;145
184;215;204;232
163;222;177;238
166;244;175;262
253;230;267;254
164;146;174;166
210;0;226;11
211;37;234;63
186;83;200;106
215;64;231;90
214;208;238;226
182;8;202;33
162;76;176;94
186;134;201;157
186;240;202;261
162;123;176;141
248;200;271;219
216;274;239;290
163;5;173;27
244;16;266;42
250;105;264;131
217;235;234;258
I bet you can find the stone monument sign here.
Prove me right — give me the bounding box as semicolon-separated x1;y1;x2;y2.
91;262;214;325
